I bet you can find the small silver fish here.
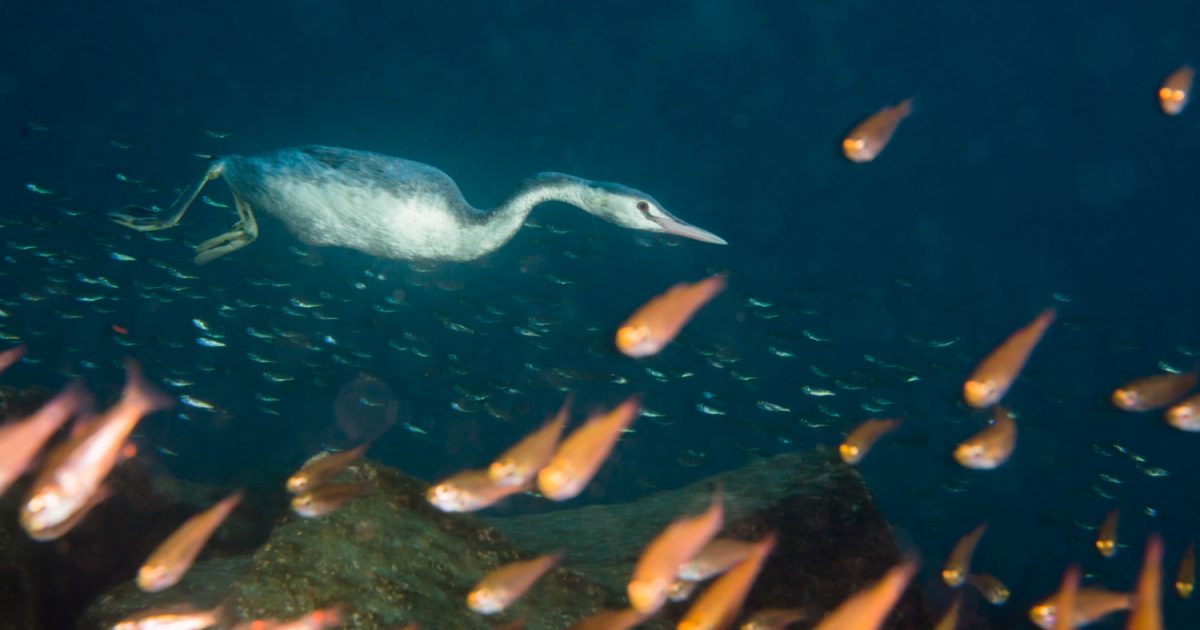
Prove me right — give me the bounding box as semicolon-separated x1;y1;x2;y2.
180;395;215;411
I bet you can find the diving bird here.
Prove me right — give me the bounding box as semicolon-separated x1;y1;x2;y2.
110;146;727;264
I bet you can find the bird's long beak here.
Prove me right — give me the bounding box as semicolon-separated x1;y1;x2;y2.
656;216;727;245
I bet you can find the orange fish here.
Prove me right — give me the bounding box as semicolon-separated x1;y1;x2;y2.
933;594;961;630
112;605;225;630
677;533;776;630
678;538;756;581
468;553;561;614
138;491;242;592
287;442;370;494
967;573;1010;605
489;397;570;488
954;406;1017;470
1051;564;1079;630
0;383;85;496
740;608;806;630
1029;585;1131;629
813;557;918;630
839;418;900;464
0;344;26;373
942;522;987;587
616;274;727;358
291;482;371;517
1128;534;1164;630
964;309;1055;408
427;468;526;513
1159;64;1194;116
842;98;914;163
1164;392;1200;431
1112;370;1197;411
1096;508;1119;558
566;608;647;630
628;491;724;614
537;397;639;501
230;606;343;630
20;360;172;540
1176;540;1195;599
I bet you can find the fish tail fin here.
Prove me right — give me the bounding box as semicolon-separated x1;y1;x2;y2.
122;359;175;415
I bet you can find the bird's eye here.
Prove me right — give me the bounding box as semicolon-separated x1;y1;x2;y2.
636;200;650;213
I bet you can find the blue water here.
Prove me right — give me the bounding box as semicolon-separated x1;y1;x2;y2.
3;1;1199;627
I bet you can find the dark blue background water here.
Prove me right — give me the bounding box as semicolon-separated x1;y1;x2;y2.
2;1;1199;627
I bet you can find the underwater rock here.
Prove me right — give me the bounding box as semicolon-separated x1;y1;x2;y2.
0;457;283;630
489;447;937;629
85;447;941;629
215;463;655;629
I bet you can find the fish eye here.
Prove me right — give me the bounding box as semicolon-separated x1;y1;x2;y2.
636;200;650;213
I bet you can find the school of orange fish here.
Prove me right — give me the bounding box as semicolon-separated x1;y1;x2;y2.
0;64;1196;630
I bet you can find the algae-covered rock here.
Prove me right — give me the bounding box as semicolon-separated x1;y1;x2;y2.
4;460;283;630
85;448;934;629
213;462;647;629
489;446;935;629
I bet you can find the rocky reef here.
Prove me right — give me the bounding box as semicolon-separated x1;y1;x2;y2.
72;445;936;629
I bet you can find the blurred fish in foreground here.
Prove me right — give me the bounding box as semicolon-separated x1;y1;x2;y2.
963;309;1055;409
933;594;961;630
616;273;727;358
20;360;172;540
678;538;756;582
538;397;639;501
678;533;776;630
1164;392;1200;431
112;605;224;630
427;468;526;512
0;344;26;372
1128;534;1164;630
942;522;986;587
954;406;1017;470
0;383;85;496
230;606;343;630
489;397;570;488
1029;584;1131;629
467;553;561;614
839;418;900;465
628;490;723;614
813;557;917;630
1111;369;1197;412
138;491;243;592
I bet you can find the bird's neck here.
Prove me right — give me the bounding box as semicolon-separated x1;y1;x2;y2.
485;173;593;242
